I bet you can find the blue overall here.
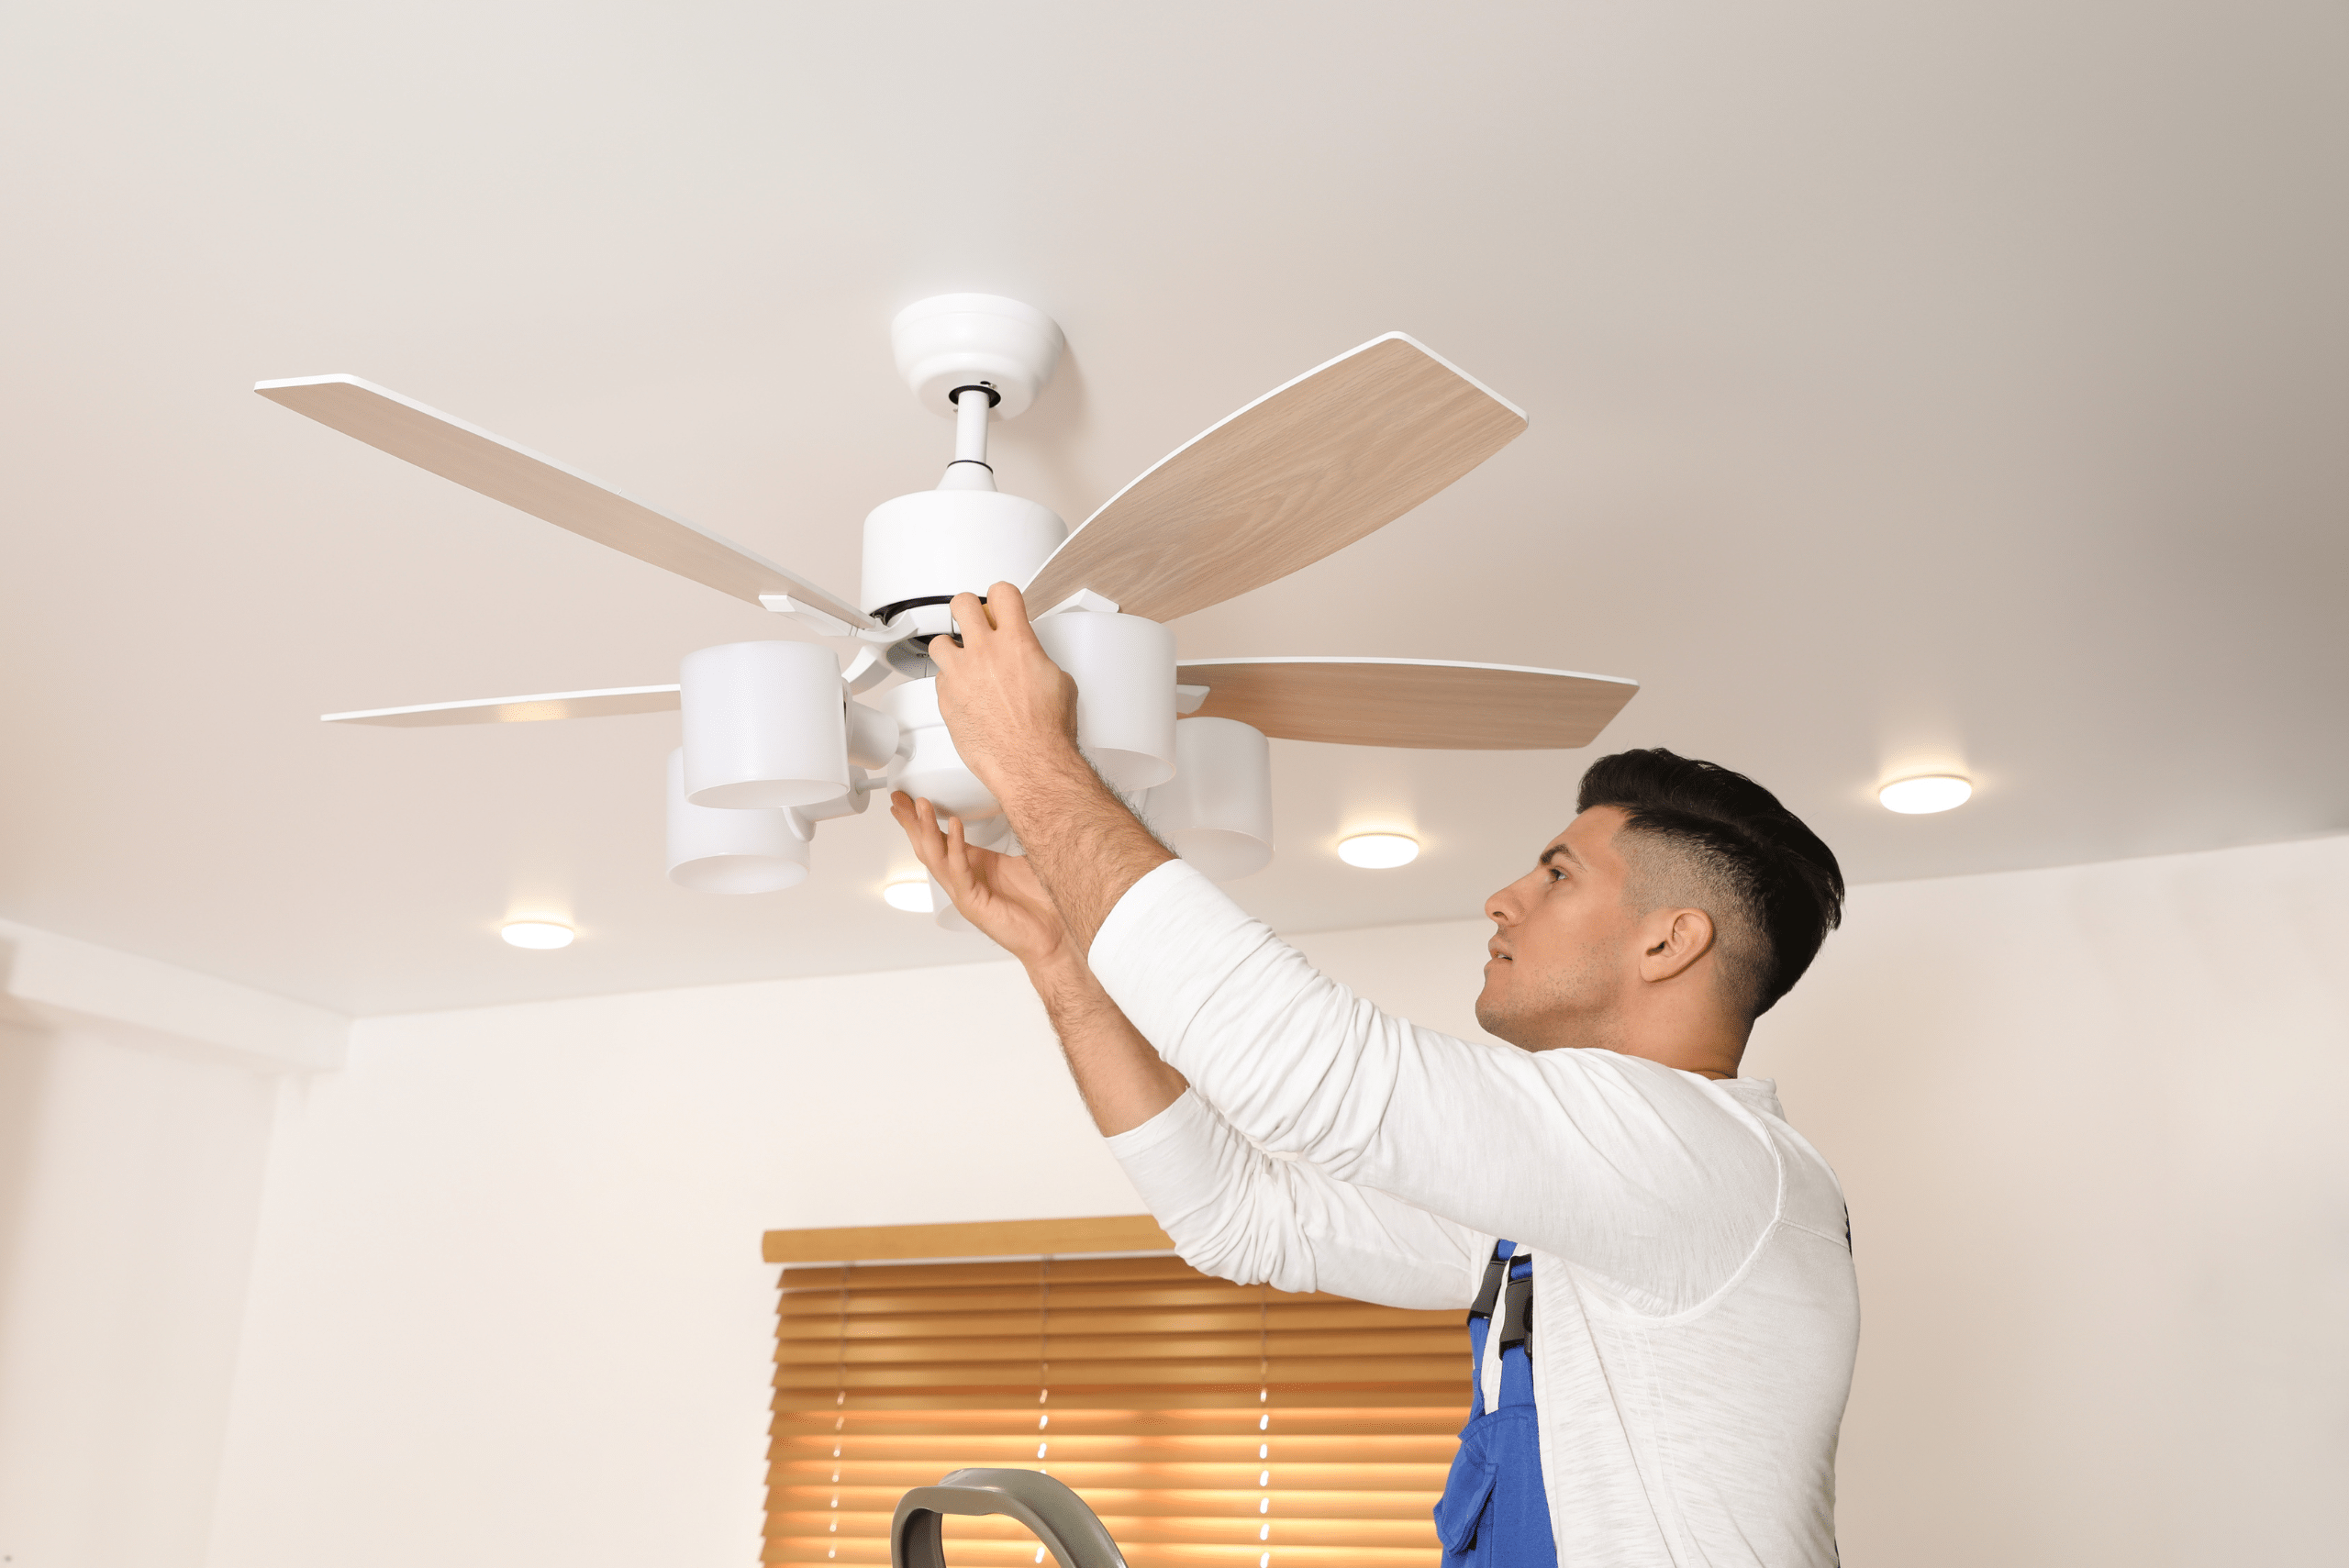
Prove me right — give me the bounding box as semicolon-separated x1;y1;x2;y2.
1432;1241;1556;1568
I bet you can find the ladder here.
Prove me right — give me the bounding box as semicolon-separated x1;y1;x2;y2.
892;1469;1127;1568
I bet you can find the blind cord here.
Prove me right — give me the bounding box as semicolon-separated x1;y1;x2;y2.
1036;1255;1052;1563
829;1262;849;1558
1259;1280;1273;1563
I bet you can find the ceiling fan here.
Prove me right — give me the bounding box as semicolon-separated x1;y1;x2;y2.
258;295;1638;916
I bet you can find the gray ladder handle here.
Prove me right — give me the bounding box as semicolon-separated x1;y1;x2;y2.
891;1468;1129;1568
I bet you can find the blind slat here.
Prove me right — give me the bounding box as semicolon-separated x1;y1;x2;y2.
770;1487;1442;1520
774;1389;1468;1416
768;1510;1449;1545
769;1462;1452;1490
769;1429;1460;1452
777;1304;1461;1338
777;1329;1464;1362
767;1545;1440;1568
777;1357;1468;1391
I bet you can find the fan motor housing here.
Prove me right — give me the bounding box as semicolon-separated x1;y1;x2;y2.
861;488;1066;621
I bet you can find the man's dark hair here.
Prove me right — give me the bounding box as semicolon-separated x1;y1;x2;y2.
1576;749;1845;1020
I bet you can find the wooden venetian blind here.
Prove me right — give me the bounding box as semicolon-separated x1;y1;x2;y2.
765;1224;1468;1568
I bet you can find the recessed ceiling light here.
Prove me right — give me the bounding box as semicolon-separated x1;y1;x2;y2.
882;880;936;913
1878;775;1973;815
500;920;574;950
1338;833;1419;869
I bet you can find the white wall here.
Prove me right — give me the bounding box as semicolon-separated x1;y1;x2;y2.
1742;833;2349;1567
204;960;1134;1568
147;835;2349;1568
0;922;347;1568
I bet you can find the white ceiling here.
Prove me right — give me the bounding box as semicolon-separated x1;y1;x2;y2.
4;2;2343;1016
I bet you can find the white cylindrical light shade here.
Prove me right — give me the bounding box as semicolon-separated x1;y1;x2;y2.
681;640;848;809
881;677;1002;821
1032;611;1176;791
665;749;812;894
1146;717;1274;882
1879;775;1973;814
1338;833;1419;869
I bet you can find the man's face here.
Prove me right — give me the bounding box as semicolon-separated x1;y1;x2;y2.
1475;806;1643;1051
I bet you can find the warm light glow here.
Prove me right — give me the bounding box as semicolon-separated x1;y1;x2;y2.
1879;775;1974;814
1337;833;1419;869
500;920;573;950
882;880;936;913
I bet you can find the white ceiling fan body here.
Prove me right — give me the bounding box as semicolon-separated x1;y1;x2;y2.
266;296;1641;917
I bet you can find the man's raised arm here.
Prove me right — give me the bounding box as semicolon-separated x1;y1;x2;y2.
922;584;1775;1307
893;784;1486;1311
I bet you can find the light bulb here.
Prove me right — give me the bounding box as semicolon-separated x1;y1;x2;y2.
882;880;936;913
500;920;573;950
1878;775;1973;815
1337;833;1419;869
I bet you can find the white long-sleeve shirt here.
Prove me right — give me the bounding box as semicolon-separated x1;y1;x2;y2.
1093;860;1860;1568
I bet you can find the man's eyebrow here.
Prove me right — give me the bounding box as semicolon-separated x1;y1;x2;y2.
1539;842;1581;870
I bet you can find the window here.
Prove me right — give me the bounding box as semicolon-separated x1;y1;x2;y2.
765;1218;1467;1568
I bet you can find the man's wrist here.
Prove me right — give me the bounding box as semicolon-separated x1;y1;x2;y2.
982;733;1097;817
1021;945;1090;994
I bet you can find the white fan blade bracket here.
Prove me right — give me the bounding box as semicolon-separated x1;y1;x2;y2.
255;375;874;629
1174;658;1638;750
1022;334;1527;624
322;684;683;728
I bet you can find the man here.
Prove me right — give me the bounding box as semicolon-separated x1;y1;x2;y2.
889;583;1858;1568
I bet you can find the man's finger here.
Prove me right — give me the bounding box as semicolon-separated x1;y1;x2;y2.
985;581;1040;646
898;795;952;878
944;811;979;889
937;814;986;907
949;590;996;641
889;789;930;847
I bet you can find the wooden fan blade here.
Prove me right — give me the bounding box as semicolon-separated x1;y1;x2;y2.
256;375;874;628
323;684;681;728
1174;658;1637;750
1022;335;1525;623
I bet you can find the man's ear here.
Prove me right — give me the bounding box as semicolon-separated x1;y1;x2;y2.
1637;907;1716;984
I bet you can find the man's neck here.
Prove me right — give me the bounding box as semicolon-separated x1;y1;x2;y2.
1503;1016;1745;1080
1546;1040;1740;1080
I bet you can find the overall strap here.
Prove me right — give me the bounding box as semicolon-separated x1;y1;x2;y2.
1464;1243;1508;1418
1498;1259;1535;1352
1464;1242;1535;1416
1435;1243;1555;1567
1467;1248;1509;1323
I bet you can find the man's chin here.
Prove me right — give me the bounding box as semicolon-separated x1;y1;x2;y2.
1473;987;1511;1041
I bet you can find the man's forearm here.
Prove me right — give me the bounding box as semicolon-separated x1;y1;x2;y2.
1024;950;1186;1137
998;744;1173;957
924;584;1174;955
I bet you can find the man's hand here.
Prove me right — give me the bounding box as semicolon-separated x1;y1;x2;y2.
928;582;1174;954
889;790;1066;971
890;787;1186;1136
927;583;1085;798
